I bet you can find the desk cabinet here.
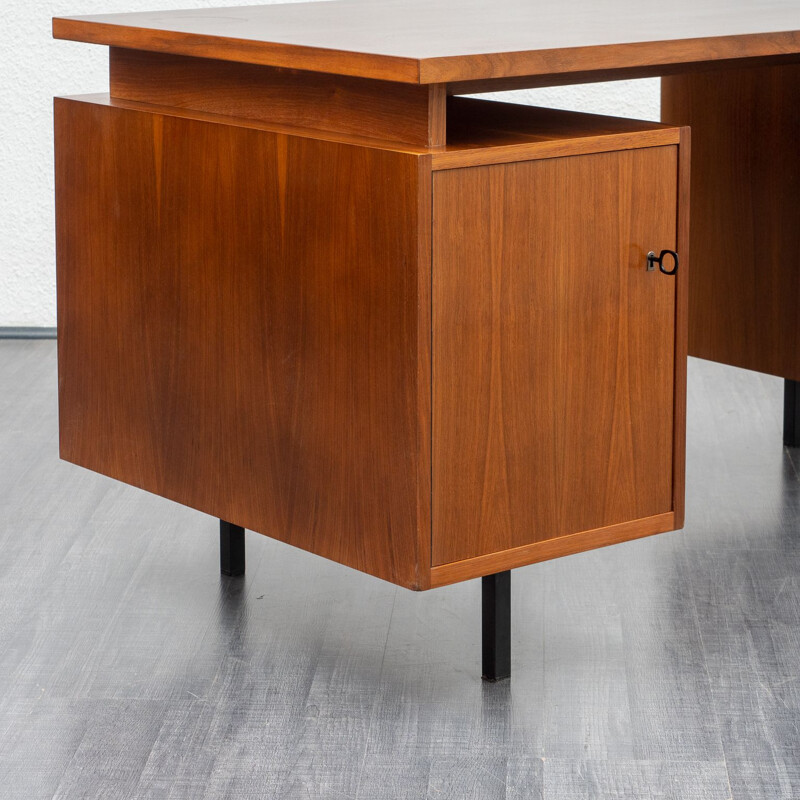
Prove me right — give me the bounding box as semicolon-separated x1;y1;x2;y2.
55;94;688;592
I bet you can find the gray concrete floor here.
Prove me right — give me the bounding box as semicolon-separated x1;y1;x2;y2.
1;339;799;799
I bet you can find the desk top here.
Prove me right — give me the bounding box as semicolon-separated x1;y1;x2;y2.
54;0;800;84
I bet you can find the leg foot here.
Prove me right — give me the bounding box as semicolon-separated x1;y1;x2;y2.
784;380;800;447
220;520;245;576
482;570;511;681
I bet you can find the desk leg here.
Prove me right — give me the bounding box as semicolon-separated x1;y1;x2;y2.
482;571;511;681
784;380;800;447
220;520;245;577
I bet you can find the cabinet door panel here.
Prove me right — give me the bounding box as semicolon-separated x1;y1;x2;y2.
432;146;678;565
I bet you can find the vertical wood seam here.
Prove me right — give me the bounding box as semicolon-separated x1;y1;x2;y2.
672;127;691;528
429;161;435;573
427;83;447;147
416;153;434;589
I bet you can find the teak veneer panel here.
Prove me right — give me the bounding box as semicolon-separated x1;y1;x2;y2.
53;0;800;84
110;48;447;147
435;98;679;169
54;90;687;587
662;64;800;379
446;98;672;145
432;145;684;566
430;512;676;588
444;54;800;96
54;96;430;589
73;92;435;155
63;91;679;165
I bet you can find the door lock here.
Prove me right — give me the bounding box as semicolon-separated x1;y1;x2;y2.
646;249;679;275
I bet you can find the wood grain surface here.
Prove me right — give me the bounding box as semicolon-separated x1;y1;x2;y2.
446;97;672;145
53;0;800;84
662;64;800;380
62;91;677;166
444;53;800;96
430;513;676;587
110;47;447;146
436;98;679;169
672;126;691;529
54;96;430;589
432;146;681;565
65;92;435;155
54;91;688;586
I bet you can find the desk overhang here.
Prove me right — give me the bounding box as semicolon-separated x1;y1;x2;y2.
53;0;800;85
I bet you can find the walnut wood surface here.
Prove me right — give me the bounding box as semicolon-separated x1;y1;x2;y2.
436;98;679;169
53;0;800;84
70;92;435;154
444;54;800;96
54;96;430;589
672;127;691;530
446;98;671;144
662;64;800;380
110;48;447;147
430;512;676;587
432;128;679;170
60;91;679;164
432;145;682;565
54;91;688;587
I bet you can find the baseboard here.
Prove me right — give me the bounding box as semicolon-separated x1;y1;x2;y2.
0;327;57;339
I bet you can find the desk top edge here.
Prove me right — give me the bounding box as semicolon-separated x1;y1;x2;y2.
53;1;800;84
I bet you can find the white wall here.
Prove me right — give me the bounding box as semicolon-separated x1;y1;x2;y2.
0;1;659;327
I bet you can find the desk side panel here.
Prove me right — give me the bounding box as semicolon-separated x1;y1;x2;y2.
663;64;800;380
54;97;428;589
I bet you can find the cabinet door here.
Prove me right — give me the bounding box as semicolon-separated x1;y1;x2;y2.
432;146;679;566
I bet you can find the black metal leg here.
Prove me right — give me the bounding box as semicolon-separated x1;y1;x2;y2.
482;570;511;681
784;379;800;447
220;520;245;576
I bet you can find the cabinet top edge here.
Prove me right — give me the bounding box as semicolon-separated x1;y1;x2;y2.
55;93;682;162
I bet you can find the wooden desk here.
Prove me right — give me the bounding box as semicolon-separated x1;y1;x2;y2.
53;1;800;679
